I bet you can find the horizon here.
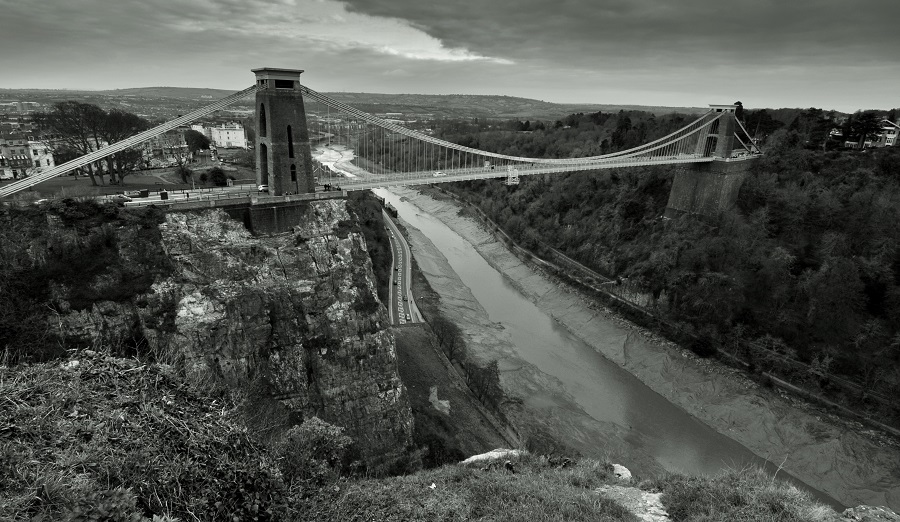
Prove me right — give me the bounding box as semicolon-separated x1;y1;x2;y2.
0;85;891;115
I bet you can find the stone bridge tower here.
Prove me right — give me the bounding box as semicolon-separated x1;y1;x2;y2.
252;68;315;196
664;104;754;218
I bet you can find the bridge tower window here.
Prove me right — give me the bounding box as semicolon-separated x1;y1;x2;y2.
259;103;267;138
287;125;294;158
290;164;297;182
260;143;269;184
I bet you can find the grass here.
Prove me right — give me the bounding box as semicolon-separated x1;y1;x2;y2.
0;350;287;521
300;452;637;522
648;468;840;522
394;326;509;468
0;348;844;522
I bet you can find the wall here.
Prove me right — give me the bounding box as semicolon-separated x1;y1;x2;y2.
664;159;753;218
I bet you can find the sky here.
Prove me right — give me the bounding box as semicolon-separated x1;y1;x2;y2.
0;0;896;112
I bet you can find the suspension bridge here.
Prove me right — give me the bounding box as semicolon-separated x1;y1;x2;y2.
0;68;760;215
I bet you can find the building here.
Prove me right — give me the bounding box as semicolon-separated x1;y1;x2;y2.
209;123;247;149
877;120;900;147
27;140;55;172
0;135;33;179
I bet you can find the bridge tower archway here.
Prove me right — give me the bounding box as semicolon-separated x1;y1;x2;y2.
252;68;315;195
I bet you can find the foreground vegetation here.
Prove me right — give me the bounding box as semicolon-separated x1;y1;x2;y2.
1;348;840;521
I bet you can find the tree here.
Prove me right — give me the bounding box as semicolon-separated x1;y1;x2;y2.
849;111;882;148
36;102;107;185
184;129;210;154
99;109;150;184
36;103;148;185
208;167;228;186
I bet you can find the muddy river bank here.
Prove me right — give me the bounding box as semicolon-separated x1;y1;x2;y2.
377;186;900;512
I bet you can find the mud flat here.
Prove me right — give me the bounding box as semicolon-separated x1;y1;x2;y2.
384;186;900;512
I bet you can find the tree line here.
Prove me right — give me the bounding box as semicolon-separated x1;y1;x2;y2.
33;102;152;185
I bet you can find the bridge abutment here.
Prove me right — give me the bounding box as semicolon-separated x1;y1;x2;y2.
253;68;315;196
665;103;754;218
664;159;752;218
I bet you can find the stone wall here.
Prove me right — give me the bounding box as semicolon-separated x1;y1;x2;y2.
664;159;753;218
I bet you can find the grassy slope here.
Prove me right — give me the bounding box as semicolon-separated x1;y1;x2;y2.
395;325;509;467
0;352;286;521
301;451;838;522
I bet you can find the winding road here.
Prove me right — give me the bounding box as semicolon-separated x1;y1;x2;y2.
384;208;421;325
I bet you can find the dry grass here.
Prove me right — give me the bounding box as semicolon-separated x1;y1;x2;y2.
300;452;636;522
0;350;286;521
648;467;840;522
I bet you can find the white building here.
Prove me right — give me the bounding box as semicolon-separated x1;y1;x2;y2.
209;123;247;149
190;124;212;140
878;120;900;147
28;141;55;172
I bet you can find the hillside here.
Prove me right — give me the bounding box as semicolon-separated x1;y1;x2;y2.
4;86;705;120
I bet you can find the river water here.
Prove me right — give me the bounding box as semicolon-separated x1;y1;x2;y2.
374;188;843;509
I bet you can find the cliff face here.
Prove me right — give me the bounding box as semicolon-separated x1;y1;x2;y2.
50;201;413;466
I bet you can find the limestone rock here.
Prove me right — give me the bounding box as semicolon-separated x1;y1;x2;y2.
429;385;451;415
43;201;414;468
460;448;524;466
612;463;633;484
842;506;900;521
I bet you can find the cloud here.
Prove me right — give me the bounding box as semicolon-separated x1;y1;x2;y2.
0;0;895;110
339;0;897;69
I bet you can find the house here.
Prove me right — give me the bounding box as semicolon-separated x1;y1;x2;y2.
0;134;33;179
209;123;247;149
877;120;900;147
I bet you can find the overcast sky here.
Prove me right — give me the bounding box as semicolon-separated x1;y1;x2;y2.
0;0;895;112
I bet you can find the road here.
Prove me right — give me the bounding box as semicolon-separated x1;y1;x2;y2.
383;208;421;325
119;184;257;206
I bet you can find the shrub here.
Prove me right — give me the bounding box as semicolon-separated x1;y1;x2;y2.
274;417;355;487
208;167;227;186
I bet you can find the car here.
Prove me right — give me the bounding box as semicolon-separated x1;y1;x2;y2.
109;194;133;206
257;184;269;193
393;281;398;285
402;296;408;301
405;314;411;321
432;171;445;177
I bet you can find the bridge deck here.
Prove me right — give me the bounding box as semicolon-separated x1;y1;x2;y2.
336;155;720;191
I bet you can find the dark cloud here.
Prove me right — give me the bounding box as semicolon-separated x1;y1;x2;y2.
0;0;895;110
339;0;896;68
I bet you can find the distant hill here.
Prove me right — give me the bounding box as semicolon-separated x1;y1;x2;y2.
4;86;707;120
91;87;705;119
96;87;237;100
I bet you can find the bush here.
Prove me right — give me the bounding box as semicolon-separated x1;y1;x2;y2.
208;167;227;186
275;417;355;487
199;172;208;183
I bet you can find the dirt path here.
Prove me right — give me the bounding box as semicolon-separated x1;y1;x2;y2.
392;186;900;511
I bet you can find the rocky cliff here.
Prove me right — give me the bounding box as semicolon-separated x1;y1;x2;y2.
43;200;413;467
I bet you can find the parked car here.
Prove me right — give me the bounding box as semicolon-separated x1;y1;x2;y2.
109;194;133;206
257;184;269;193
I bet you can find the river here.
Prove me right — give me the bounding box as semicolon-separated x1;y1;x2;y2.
373;187;846;509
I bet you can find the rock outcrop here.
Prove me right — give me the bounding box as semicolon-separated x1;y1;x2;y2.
49;202;413;467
